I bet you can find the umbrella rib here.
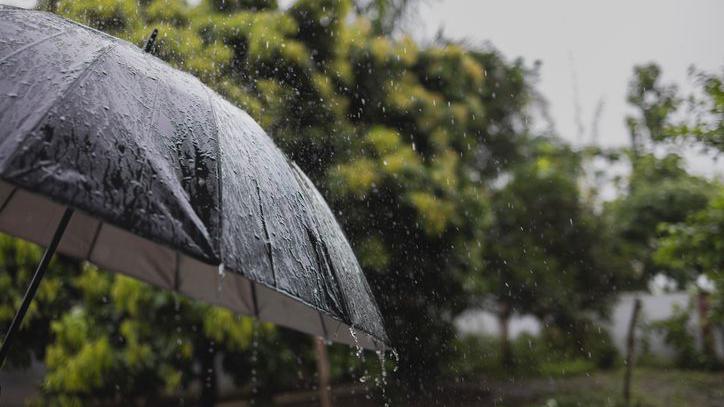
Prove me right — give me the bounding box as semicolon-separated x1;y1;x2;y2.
319;240;353;324
254;180;277;287
0;29;70;66
0;186;17;215
174;251;181;291
250;281;260;317
84;220;104;260
203;87;223;260
305;225;345;317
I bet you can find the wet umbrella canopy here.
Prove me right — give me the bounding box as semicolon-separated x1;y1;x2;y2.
0;5;387;359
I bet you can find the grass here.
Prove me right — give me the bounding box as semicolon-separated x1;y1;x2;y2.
266;366;724;406
538;359;597;378
511;367;724;407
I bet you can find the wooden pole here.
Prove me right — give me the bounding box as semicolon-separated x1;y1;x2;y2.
623;298;642;406
697;290;715;360
315;337;332;407
499;301;512;367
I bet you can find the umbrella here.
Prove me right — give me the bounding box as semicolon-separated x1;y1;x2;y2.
0;5;388;368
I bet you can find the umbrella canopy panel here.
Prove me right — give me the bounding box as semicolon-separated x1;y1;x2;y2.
0;6;387;350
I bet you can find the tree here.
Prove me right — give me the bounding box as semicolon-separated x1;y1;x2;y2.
609;64;716;288
324;41;535;389
478;139;624;365
659;69;723;153
0;0;540;401
625;63;680;157
654;176;724;363
352;0;423;35
626;63;723;154
607;153;713;286
654;187;723;282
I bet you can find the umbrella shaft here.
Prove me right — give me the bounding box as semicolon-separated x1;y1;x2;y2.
0;208;74;368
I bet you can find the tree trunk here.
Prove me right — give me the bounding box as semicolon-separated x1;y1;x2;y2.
499;301;512;367
315;337;333;407
697;290;715;360
623;298;641;406
199;341;217;407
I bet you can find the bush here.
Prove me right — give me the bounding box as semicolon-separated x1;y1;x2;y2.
449;321;618;380
649;304;721;370
449;332;603;379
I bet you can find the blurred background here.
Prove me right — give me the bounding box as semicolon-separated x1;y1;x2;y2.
0;0;722;405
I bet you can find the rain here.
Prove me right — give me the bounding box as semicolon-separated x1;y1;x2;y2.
0;0;722;406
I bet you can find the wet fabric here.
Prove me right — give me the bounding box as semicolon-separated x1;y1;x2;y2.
0;6;387;349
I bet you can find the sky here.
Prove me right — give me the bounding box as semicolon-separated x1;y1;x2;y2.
407;0;723;176
4;0;723;176
411;1;723;138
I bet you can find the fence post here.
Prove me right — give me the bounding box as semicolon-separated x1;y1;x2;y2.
623;297;642;406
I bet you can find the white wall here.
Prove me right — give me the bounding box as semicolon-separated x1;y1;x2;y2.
455;291;724;360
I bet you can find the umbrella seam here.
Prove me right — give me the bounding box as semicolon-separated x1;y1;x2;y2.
288;163;389;344
0;29;70;66
26;43;116;133
203;87;223;263
288;163;353;324
0;43;116;172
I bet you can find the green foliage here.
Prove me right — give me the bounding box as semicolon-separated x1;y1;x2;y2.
655;189;724;323
207;0;278;12
649;304;720;370
609;64;720;288
33;262;296;404
480;140;626;339
57;0;141;35
353;0;421;35
5;2;714;403
541;321;619;370
607;154;713;285
661;69;724;152
15;0;539;399
625;63;680;154
625;63;722;155
0;236;79;368
450;326;616;380
654;188;724;277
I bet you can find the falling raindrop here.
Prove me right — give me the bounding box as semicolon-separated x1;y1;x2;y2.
348;326;364;359
250;320;259;405
376;350;390;406
391;349;400;373
348;326;372;393
217;263;225;294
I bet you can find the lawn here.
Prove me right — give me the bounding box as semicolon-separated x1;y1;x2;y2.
491;368;724;407
220;367;724;406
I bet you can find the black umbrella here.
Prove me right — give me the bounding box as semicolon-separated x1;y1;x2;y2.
0;5;388;367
